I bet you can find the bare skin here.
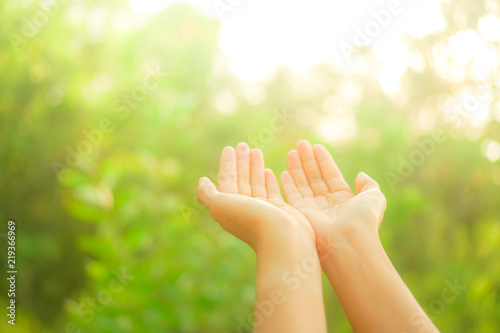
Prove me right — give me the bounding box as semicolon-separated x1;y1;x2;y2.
282;139;439;333
197;142;327;333
197;140;438;333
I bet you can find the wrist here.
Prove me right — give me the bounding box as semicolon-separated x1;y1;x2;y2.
255;227;322;294
254;219;316;255
316;222;380;264
318;225;433;333
252;223;327;333
257;229;317;257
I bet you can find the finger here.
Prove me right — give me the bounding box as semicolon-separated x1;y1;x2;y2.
296;140;329;196
312;144;351;193
354;172;387;221
250;149;267;199
197;177;219;211
281;171;303;204
355;172;381;194
236;142;252;196
218;146;238;193
265;168;283;200
287;150;314;198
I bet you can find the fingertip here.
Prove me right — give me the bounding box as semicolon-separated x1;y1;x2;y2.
264;167;275;178
354;172;365;191
251;148;262;156
286;150;303;170
312;143;323;150
355;171;366;181
198;177;218;199
263;168;274;178
297;139;311;149
355;171;380;193
200;176;215;187
236;142;249;152
251;149;265;169
313;144;334;163
312;143;327;154
221;147;236;161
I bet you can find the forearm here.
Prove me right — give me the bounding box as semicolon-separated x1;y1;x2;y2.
322;228;438;333
252;233;327;333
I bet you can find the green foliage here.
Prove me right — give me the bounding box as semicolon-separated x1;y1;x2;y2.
0;0;499;332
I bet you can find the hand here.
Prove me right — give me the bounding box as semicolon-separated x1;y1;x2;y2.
280;140;387;256
197;142;315;252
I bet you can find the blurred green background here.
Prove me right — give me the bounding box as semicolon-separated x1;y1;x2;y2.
1;0;499;332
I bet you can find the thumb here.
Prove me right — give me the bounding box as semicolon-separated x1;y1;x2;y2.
355;172;381;194
197;177;219;210
354;172;387;225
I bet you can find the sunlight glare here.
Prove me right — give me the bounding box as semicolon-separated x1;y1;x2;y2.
129;0;177;14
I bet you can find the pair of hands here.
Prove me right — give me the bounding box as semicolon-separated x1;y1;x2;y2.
197;140;387;257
